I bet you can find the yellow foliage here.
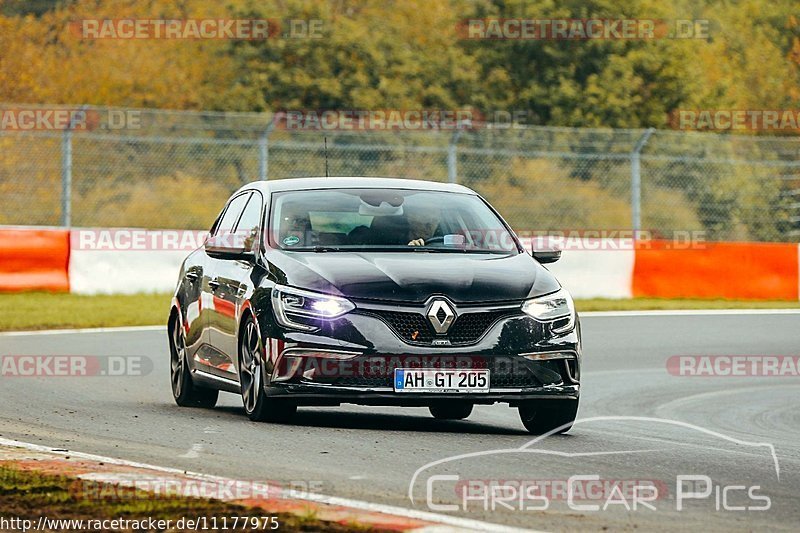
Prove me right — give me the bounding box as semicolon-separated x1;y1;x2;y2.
74;173;232;229
0;0;254;109
472;158;700;233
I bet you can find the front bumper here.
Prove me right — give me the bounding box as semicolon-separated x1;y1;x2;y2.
260;298;581;406
264;350;580;406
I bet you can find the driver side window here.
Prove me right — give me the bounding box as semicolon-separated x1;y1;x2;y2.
213;193;251;237
234;193;263;252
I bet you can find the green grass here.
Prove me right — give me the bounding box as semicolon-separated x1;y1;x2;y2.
0;292;172;331
0;465;364;532
576;297;800;311
0;292;797;332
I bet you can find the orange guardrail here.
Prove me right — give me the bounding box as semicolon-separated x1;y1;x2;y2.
633;240;798;300
0;228;70;292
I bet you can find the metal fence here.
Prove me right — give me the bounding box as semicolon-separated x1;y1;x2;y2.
2;104;799;241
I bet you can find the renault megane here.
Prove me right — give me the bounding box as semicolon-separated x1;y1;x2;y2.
168;177;580;434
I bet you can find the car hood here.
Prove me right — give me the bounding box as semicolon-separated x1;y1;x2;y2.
265;251;560;303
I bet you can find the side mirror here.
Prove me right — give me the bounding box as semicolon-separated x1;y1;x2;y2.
204;232;256;260
532;249;561;264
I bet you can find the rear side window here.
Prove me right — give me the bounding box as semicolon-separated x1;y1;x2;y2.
214;193;251;236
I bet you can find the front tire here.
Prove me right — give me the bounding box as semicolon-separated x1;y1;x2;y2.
239;317;296;423
518;399;578;434
429;402;473;420
169;319;218;408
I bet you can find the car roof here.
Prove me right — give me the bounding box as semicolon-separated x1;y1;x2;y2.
233;177;477;196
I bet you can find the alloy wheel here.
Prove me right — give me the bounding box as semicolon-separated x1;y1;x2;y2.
240;320;262;414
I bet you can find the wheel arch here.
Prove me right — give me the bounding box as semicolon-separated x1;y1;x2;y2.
167;298;183;356
168;297;182;333
236;302;260;368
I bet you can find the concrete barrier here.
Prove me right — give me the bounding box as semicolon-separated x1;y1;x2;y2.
520;237;634;299
69;248;188;295
68;229;196;294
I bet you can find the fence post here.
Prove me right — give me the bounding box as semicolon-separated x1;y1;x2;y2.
61;107;89;227
61;130;72;228
447;129;463;183
258;113;280;181
61;123;74;227
258;133;267;181
630;128;655;233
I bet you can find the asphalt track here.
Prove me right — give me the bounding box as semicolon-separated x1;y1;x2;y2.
1;312;798;531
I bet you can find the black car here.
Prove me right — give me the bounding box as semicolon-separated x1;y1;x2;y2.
168;177;580;434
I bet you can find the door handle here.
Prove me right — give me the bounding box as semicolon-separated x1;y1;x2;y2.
208;278;220;291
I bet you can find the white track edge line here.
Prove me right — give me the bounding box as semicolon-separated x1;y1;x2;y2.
580;308;800;317
0;325;165;336
0;437;537;533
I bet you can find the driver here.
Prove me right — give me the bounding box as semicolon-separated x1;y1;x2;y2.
406;204;442;246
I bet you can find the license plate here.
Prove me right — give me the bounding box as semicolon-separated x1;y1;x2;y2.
393;369;490;393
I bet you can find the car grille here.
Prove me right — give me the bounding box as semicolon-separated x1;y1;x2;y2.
367;309;516;345
329;355;548;389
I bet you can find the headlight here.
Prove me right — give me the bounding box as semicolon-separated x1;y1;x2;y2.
521;288;575;333
271;285;355;331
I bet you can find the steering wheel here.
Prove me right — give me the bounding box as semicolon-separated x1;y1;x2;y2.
422;236;445;245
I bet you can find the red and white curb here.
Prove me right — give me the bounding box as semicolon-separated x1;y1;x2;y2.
0;438;536;533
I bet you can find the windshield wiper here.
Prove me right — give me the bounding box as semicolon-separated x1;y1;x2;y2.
411;247;466;253
411;247;512;254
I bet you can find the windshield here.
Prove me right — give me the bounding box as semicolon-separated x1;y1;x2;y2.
269;188;518;254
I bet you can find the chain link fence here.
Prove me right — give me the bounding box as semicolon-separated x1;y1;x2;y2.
1;104;799;241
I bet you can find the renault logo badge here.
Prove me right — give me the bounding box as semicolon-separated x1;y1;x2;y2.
427;299;456;334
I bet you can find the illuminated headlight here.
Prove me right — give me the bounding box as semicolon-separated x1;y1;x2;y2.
271;285;355;331
521;288;575;333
